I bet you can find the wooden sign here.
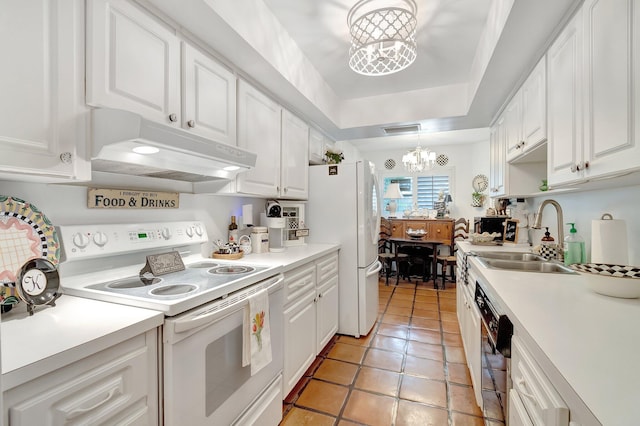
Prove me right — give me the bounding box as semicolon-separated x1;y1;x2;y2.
139;251;185;276
88;188;179;209
503;219;519;243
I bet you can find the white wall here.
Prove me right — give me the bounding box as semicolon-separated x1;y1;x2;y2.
363;140;491;223
0;180;268;256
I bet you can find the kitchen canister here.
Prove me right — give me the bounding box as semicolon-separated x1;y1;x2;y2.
251;227;269;254
591;213;629;265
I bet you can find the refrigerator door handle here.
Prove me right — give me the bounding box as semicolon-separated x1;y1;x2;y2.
366;260;383;277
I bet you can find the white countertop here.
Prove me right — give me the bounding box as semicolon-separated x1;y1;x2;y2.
1;296;163;390
229;243;340;271
458;241;640;425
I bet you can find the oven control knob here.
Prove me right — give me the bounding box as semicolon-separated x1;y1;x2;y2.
72;232;90;249
185;226;194;237
194;224;203;236
161;227;172;240
93;231;108;247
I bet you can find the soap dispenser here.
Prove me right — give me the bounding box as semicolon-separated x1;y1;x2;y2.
564;223;585;266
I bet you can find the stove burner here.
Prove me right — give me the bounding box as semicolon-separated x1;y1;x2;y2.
106;276;162;289
150;284;197;296
209;265;255;275
188;261;219;268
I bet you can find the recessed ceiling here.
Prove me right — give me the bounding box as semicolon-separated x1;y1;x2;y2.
146;0;580;144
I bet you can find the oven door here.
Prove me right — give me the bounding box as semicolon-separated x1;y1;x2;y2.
480;320;510;422
163;275;284;426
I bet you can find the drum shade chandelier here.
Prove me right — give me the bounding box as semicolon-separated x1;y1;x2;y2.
347;0;418;76
402;146;436;172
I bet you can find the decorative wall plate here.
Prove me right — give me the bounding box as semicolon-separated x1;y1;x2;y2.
16;258;61;315
472;174;489;192
0;196;60;287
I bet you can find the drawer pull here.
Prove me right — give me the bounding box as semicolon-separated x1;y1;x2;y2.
516;377;538;405
66;387;120;418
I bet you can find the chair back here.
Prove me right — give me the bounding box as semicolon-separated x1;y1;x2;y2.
453;218;469;241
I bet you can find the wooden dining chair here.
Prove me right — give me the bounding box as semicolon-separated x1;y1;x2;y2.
379;218;409;285
435;218;469;289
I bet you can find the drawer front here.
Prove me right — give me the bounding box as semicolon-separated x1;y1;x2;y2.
428;221;453;244
316;253;338;284
390;220;405;238
511;336;569;426
6;332;157;426
284;263;316;305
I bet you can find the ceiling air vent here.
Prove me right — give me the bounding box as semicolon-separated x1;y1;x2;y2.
382;124;421;135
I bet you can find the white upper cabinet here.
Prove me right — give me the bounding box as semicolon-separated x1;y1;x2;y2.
0;0;90;181
547;9;584;186
581;0;640;179
505;57;547;163
87;0;181;126
281;110;309;199
237;80;282;197
489;117;506;197
236;80;309;199
182;43;236;145
549;0;640;186
309;128;327;165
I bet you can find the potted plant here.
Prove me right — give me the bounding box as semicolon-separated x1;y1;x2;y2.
324;147;344;164
471;191;485;207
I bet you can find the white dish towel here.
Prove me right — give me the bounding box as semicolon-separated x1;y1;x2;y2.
242;288;272;376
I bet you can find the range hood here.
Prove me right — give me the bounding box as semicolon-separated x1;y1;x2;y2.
91;108;257;182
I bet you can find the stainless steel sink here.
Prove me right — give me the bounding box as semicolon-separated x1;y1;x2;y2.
476;257;577;274
473;251;545;262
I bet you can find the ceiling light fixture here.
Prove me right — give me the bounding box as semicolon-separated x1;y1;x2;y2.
402;146;436;172
347;0;418;76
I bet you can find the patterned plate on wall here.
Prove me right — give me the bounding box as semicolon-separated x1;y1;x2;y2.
0;196;60;289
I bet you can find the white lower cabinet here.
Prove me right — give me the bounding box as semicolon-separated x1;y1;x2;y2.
457;279;482;407
282;252;339;396
3;330;159;425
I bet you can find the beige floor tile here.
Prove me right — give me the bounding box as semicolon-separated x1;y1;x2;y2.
440;311;458;322
377;323;409;339
449;383;483;417
404;355;445;381
411;310;440;321
338;333;374;347
409;318;440;331
337;420;361;426
342;390;396;426
396;400;449;426
399;376;447;408
445;346;467;364
447;362;472;385
408;328;442;345
363;348;404;372
280;407;336;426
391;292;415;301
386;305;412;317
371;335;407;352
451;412;485;426
296;379;349;416
482;389;505;422
443;332;463;347
354;366;400;397
388;298;413;308
382;313;411;326
395;287;416;295
442;320;461;334
412;303;439;313
327;342;367;364
406;341;444;362
313;359;359;386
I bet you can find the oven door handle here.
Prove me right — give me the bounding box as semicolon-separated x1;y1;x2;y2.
172;274;284;334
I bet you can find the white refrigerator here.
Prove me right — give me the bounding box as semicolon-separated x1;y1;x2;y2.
307;161;382;337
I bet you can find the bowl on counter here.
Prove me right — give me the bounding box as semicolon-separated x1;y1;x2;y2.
406;228;426;239
571;263;640;298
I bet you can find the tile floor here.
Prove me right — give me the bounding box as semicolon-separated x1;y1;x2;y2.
281;278;505;426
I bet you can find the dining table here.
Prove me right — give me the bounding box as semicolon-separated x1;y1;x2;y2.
389;237;445;289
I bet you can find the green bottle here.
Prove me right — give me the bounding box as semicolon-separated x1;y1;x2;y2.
564;223;585;266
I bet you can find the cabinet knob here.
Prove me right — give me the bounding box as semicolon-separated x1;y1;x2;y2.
570;164;578;173
284;187;288;193
168;113;178;122
187;120;195;128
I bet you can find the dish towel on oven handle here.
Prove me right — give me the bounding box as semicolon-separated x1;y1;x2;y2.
242;288;272;376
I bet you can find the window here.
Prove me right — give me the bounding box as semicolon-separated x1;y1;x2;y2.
382;174;450;214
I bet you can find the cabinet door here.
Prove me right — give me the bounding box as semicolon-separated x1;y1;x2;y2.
87;0;180;126
236;80;281;197
489;118;506;196
182;43;236;145
521;56;547;150
283;291;317;396
309;128;326;165
0;0;90;181
547;10;584;186
509;390;535;426
504;94;524;162
280;110;309;199
390;220;405;238
582;0;640;178
316;275;339;350
428;221;453;245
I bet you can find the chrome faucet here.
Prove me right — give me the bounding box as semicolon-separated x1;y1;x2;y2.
532;199;564;260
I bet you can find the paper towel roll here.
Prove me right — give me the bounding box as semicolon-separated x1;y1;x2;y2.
591;215;628;264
